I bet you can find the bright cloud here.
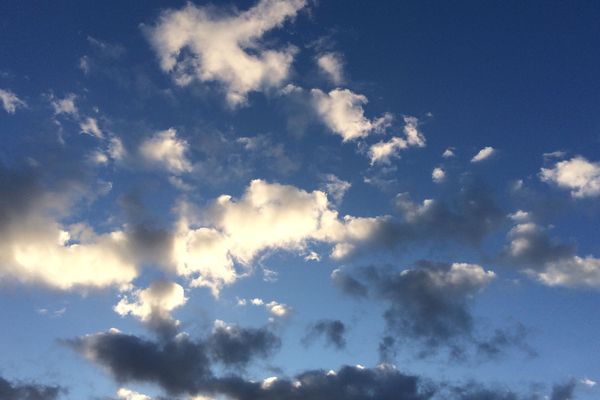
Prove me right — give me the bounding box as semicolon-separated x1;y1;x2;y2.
51;93;78;116
139;128;192;174
471;146;495;162
80;117;104;139
312;88;393;141
368;116;426;165
147;0;306;106
432;167;445;183
540;156;600;198
317;52;344;84
114;281;187;327
0;88;26;113
117;388;152;400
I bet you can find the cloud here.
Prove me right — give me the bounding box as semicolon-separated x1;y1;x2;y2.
311;88;393;141
581;378;596;387
50;93;78;116
317;52;344;84
432;167;445;183
114;281;188;336
540;156;600;198
321;174;351;205
333;262;532;361
0;165;139;290
207;320;281;366
550;380;576;400
0;376;63;400
471;146;495;163
442;148;455;158
303;319;347;349
70;333;433;400
116;388;152;400
139;128;192;174
0;88;26;113
503;212;600;288
368;116;426;165
80;117;104;139
146;0;306;106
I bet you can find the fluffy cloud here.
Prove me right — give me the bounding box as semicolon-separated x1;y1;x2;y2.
80;117;104;139
431;167;445;183
540;156;600;198
311;88;393;141
317;52;344;84
0;166;138;290
115;281;187;336
147;0;306;106
368;116;426;165
0;88;26;114
471;146;495;163
321;174;351;205
139;128;192;174
172;179;386;294
504;211;600;288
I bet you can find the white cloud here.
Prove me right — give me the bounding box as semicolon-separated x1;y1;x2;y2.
321;174;351;204
266;300;291;317
311;88;392;141
0;88;26;114
117;388;152;400
108;136;127;162
139;128;192;174
171;179;388;294
51;93;78;116
432;167;445;183
147;0;306;106
80;117;104;139
368;116;426;165
540;156;600;198
532;256;600;288
581;378;597;387
114;281;187;326
442;148;455;158
471;146;495;163
317;52;344;84
304;251;320;261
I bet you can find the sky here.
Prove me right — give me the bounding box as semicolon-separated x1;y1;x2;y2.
0;0;599;399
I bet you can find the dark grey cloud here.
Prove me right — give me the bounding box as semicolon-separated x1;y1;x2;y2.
303;319;347;350
67;324;281;395
340;182;505;259
333;262;532;361
0;376;63;400
207;323;281;367
550;381;576;400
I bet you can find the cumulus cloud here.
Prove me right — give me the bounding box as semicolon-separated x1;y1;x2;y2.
303;319;347;349
540;156;600;198
80;117;104;139
431;167;445;183
0;165;139;290
368;116;426;165
139;128;192;174
317;52;344;84
171;179;387;294
146;0;306;106
0;376;62;400
0;88;26;113
115;281;187;336
471;146;495;163
442;148;455;158
503;211;600;288
311;88;393;141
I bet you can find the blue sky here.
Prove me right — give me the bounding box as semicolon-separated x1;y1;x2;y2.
0;1;599;399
